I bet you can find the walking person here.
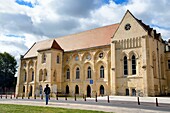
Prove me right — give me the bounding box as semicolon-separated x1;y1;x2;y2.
44;84;51;105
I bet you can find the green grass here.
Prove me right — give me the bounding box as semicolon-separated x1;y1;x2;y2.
0;104;108;113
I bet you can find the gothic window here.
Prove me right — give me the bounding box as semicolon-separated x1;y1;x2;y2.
75;55;79;61
132;55;136;75
24;71;27;82
100;66;104;78
57;55;60;64
76;67;80;79
42;53;46;63
66;68;70;79
124;56;128;75
87;66;91;79
32;71;34;81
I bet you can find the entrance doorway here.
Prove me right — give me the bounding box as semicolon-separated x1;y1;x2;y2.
132;89;136;96
75;85;79;94
66;85;69;94
29;86;32;96
100;85;104;95
126;89;129;96
87;85;91;97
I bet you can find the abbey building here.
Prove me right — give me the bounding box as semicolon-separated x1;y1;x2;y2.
16;10;170;97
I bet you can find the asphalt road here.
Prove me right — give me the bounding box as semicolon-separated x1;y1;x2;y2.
0;96;170;113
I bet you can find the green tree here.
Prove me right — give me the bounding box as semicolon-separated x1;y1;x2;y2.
0;52;17;92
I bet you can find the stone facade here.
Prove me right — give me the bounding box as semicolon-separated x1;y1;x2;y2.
16;10;170;97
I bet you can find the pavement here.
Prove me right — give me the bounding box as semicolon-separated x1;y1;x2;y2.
0;96;170;113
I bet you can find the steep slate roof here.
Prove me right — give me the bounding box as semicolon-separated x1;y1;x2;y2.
23;23;119;59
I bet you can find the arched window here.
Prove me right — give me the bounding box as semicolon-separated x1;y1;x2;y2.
42;53;46;63
100;85;104;95
124;56;128;75
66;68;70;79
75;85;79;94
24;71;27;82
100;66;104;78
131;55;136;75
57;55;60;64
53;71;56;81
76;67;80;79
39;70;43;81
44;69;47;81
32;71;34;81
87;66;91;79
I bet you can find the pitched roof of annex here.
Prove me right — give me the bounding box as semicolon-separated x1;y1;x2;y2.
23;23;119;59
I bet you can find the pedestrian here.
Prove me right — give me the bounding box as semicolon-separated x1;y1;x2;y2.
44;84;51;105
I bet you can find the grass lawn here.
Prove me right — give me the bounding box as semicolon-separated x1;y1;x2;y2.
0;104;109;113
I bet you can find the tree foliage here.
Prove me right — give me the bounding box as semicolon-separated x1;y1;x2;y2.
0;52;17;91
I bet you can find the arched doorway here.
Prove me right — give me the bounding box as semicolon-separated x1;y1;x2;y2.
87;85;91;97
29;86;32;96
75;85;79;94
100;85;104;96
126;89;129;96
66;85;69;94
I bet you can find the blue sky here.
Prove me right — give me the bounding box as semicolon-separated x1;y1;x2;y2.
15;0;34;8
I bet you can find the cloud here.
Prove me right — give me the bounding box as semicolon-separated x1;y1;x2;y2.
0;0;170;77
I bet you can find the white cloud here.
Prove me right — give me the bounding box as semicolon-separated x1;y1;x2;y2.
0;0;170;76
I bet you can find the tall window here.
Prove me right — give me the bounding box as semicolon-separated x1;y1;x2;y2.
87;66;91;79
24;71;27;82
100;66;104;78
66;69;70;79
168;60;170;69
57;55;60;64
76;67;80;79
161;56;164;79
124;56;128;75
131;55;136;75
32;71;34;81
153;58;157;78
42;53;46;63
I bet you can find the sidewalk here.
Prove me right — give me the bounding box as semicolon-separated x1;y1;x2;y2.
0;96;170;113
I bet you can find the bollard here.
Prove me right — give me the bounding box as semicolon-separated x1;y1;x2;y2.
22;95;24;99
65;95;67;100
41;95;43;100
14;93;15;98
49;95;50;100
1;95;2;99
34;95;36;99
16;95;18;99
83;94;84;99
75;94;76;101
137;97;140;105
95;93;97;102
28;96;30;99
108;95;110;103
156;98;158;107
6;95;7;99
56;94;58;100
11;94;12;99
84;95;86;101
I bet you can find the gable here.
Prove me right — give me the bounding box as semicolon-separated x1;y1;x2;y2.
112;10;147;41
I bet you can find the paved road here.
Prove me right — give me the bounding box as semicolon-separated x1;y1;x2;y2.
0;96;170;113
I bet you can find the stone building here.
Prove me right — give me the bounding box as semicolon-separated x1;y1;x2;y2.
16;10;170;97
